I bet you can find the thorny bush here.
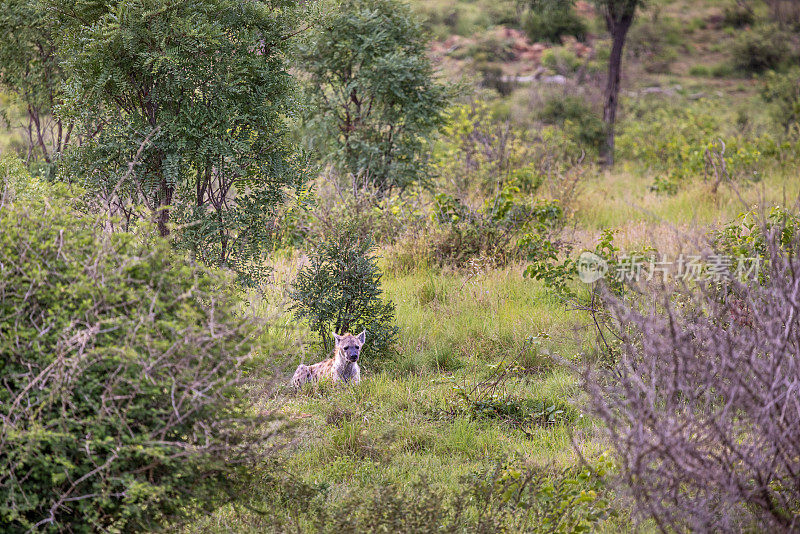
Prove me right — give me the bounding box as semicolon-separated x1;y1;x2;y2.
587;221;800;532
0;160;279;532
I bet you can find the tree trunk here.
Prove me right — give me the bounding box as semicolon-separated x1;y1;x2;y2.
601;12;634;167
157;163;173;237
156;189;172;237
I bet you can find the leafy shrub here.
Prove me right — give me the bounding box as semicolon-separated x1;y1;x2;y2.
435;102;538;196
0;162;272;532
626;13;682;73
523;4;587;43
761;68;800;133
289;221;398;360
535;94;605;150
523;229;624;359
429;189;563;268
468;35;517;63
714;206;800;271
710;61;735;77
723;1;755;28
434;102;585;198
524;228;620;297
688;64;711;76
616;103;770;191
308;182;426;248
731;24;793;72
586;224;800;531
541;47;582;75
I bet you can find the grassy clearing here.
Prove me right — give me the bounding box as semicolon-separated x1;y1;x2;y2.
187;262;613;532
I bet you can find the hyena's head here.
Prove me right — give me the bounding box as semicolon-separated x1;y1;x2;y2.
333;331;366;363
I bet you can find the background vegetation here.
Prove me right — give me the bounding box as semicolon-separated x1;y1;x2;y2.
1;0;800;531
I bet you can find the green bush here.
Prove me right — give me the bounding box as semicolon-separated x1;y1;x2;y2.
428;189;563;268
731;25;793;73
688;64;711;76
535;94;605;150
714;206;800;272
523;4;587;44
761;68;800;133
468;35;517;63
723;2;755;28
626;14;682;73
541;47;582;75
710;62;735;77
289;221;399;360
434;102;558;196
0;161;271;532
616;103;771;191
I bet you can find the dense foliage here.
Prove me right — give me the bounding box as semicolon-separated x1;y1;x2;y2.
732;24;794;73
0;158;272;531
761;68;800;133
300;0;450;191
54;0;308;282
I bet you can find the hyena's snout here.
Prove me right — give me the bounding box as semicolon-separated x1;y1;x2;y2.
343;345;360;362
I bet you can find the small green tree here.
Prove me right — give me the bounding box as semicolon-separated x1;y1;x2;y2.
0;157;278;532
290;221;398;359
54;0;308;282
300;0;450;192
0;0;71;171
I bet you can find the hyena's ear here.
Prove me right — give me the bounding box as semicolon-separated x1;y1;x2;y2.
356;330;366;344
332;331;341;344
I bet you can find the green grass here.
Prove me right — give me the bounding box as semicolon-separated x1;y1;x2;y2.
577;166;800;231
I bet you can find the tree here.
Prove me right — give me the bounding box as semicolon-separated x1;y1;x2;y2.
55;0;308;281
299;0;450;192
0;0;72;171
598;0;641;166
526;0;643;166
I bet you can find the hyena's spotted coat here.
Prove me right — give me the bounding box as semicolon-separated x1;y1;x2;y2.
292;331;365;388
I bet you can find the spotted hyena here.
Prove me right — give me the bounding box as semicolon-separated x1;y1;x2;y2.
291;331;365;388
